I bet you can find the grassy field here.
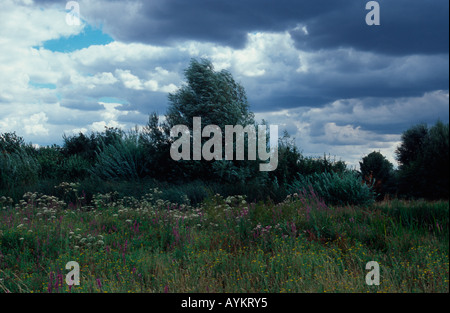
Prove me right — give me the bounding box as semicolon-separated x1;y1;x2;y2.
0;185;448;293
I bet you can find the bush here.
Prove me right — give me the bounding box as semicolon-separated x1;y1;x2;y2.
297;154;347;176
58;154;91;180
62;127;123;164
288;171;375;207
0;132;40;192
359;151;396;199
36;145;63;179
91;131;146;181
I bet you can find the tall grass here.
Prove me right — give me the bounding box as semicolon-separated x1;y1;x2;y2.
0;188;447;293
0;138;40;194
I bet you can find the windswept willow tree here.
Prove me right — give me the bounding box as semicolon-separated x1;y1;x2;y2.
166;58;254;131
163;58;262;183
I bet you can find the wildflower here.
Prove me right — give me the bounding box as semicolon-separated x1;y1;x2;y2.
96;278;102;289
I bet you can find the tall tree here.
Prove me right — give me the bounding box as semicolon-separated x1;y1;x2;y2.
395;121;449;199
360;151;395;198
164;58;259;182
166;58;254;130
395;123;428;167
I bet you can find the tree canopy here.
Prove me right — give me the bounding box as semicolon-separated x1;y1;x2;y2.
166;58;254;130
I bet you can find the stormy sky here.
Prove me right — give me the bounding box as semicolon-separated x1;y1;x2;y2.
0;0;448;168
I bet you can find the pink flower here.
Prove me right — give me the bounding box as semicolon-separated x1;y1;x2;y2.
96;278;102;290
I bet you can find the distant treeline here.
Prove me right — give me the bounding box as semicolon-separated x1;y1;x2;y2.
1;119;448;206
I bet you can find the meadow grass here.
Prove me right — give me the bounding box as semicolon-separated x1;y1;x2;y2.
0;188;448;293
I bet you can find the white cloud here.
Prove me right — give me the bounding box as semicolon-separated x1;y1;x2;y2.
23;112;49;136
72;72;118;89
0;0;83;48
116;69;144;90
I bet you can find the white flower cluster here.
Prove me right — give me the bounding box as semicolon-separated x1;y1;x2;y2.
70;229;105;250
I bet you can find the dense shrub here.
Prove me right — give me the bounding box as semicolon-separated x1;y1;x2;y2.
289;170;375;206
59;154;91;180
62;127;123;164
297;154;347;176
36;145;63;179
396;121;449;199
91;131;147;181
0;132;40;191
359;151;396;199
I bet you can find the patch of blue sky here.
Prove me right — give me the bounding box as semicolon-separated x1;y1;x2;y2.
98;97;128;105
38;24;114;53
29;81;57;89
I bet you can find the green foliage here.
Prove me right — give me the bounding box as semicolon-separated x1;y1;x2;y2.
166;58;254;130
139;113;176;179
62;127;123;164
396;121;449;199
298;154;347;176
165;58;259;183
289;171;375;207
36;145;91;181
395;123;428;167
36;145;63;179
91;130;146;181
0;132;40;192
373;199;449;237
359;151;395;198
59;154;91;181
269;131;303;186
421;121;449;199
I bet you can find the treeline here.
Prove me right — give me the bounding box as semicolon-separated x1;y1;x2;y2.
1;59;448;206
1;120;448;207
0;126;351;204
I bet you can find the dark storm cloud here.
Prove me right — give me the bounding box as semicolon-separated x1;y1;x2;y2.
80;0;347;48
71;0;449;115
246;51;449;113
73;0;449;55
290;0;449;55
32;0;448;114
